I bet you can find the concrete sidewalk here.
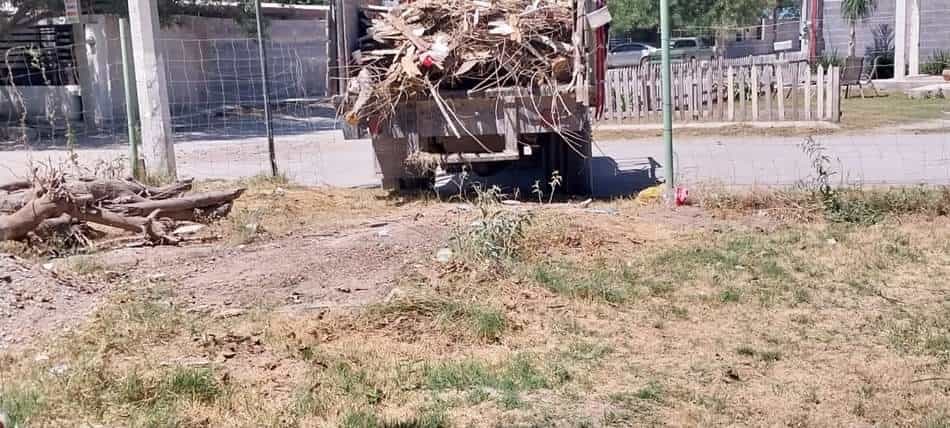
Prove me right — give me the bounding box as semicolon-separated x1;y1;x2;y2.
1;130;948;189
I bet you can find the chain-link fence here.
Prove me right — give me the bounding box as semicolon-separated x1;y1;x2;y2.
0;11;948;193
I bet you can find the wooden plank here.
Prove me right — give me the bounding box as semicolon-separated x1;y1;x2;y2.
726;65;736;122
832;66;841;122
630;67;643;121
718;63;725;121
691;63;699;120
603;69;613;121
826;65;834;120
791;62;800;120
804;65;812;121
679;64;687;122
738;67;747;121
702;64;711;120
817;64;825;120
764;65;772;120
776;63;785;120
614;68;624;123
749;65;759;121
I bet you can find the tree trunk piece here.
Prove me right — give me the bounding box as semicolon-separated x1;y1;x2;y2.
113;189;246;217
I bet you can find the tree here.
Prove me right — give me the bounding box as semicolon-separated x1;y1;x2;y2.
608;0;777;40
840;0;877;57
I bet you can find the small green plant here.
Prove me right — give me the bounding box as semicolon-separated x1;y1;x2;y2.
0;387;43;428
800;137;883;225
454;185;531;266
229;208;266;244
634;381;663;402
164;367;220;403
922;50;950;76
719;288;741;303
814;49;844;71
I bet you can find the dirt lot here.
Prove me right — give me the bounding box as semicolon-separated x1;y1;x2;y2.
2;181;950;427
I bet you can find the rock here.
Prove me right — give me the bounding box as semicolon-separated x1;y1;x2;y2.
173;224;206;236
213;308;246;319
376;229;391;238
578;198;593;208
222;350;237;359
435;248;454;263
336;287;352;293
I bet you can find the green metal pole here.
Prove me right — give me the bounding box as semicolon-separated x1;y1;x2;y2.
659;0;675;197
119;18;140;179
253;0;279;177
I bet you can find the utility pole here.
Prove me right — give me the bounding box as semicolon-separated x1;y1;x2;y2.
254;0;279;177
660;0;675;197
128;0;177;179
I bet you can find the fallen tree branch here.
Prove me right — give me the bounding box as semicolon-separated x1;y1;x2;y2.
113;188;246;217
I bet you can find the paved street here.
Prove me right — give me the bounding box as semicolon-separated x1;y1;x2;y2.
2;129;949;190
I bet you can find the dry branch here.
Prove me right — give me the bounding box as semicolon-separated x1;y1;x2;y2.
0;176;242;247
340;0;577;127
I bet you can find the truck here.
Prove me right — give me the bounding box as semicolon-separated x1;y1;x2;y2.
327;0;608;195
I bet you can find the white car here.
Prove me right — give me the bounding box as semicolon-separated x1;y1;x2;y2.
607;42;657;68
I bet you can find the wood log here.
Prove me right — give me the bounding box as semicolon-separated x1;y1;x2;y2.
0;180;31;192
65;178;194;203
0;192;64;241
0;189;35;214
112;189;246;218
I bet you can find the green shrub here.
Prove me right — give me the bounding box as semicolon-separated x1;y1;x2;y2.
922;50;950;76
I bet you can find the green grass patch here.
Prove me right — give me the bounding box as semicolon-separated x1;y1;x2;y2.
423;354;550;409
532;262;632;304
366;294;508;342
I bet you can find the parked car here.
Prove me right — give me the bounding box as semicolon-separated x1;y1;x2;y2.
642;37;717;65
607;42;657;68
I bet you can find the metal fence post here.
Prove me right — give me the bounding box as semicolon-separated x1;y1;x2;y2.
119;18;141;178
254;0;279;177
660;0;675;196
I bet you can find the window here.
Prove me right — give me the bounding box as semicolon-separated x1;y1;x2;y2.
673;39;697;49
611;43;648;53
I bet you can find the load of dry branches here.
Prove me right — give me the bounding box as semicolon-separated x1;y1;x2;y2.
342;0;577;128
0;170;245;248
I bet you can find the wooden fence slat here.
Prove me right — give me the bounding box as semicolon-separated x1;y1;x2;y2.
817;64;825;120
680;64;688;121
739;68;747;121
764;65;772;120
613;68;623;123
826;65;834;120
776;63;785;120
705;64;712;120
832;66;841;122
788;63;800;120
603;69;612;121
726;65;736;121
804;66;812;120
632;66;641;121
625;67;634;122
751;65;759;121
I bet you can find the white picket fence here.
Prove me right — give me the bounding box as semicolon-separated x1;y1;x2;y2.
598;60;841;124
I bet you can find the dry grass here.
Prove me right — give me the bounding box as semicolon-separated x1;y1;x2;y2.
2;188;950;426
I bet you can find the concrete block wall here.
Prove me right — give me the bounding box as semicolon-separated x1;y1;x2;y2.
822;0;950;60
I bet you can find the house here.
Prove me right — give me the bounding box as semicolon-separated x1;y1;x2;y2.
816;0;950;78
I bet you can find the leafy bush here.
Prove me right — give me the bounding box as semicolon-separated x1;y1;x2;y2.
866;24;895;79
